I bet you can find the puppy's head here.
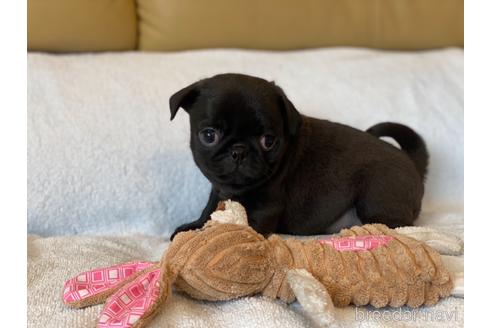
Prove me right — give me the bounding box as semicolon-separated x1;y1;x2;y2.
170;73;301;194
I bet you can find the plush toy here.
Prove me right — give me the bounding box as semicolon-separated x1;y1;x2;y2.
62;201;463;328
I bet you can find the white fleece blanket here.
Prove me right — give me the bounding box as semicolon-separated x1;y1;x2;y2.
27;48;463;327
27;48;463;236
27;210;463;328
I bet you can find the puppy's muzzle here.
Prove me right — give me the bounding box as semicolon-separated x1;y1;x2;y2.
230;143;248;163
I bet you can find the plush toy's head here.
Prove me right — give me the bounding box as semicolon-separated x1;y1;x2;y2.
164;200;275;301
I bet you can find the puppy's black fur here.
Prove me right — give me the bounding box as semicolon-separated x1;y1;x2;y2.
169;74;428;238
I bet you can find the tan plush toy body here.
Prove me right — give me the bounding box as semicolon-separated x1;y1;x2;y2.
63;201;463;328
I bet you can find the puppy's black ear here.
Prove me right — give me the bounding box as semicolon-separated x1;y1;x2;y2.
275;86;301;136
169;82;200;120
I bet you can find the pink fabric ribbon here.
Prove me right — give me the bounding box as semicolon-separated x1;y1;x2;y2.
63;261;161;328
63;261;155;305
319;235;394;251
97;267;161;328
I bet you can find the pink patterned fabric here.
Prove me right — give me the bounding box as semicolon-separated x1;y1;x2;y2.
320;235;394;251
98;268;161;328
63;261;155;305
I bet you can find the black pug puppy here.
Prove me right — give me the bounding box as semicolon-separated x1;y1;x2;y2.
169;73;428;239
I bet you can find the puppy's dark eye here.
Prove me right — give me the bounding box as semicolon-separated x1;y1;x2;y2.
260;134;277;151
198;128;221;146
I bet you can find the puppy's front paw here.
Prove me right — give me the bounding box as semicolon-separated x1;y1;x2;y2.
170;222;203;240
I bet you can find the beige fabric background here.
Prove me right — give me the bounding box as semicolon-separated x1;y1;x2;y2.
28;0;463;52
138;0;464;51
27;0;137;52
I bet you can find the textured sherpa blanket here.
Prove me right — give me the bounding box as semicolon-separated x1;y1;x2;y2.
27;48;463;327
28;211;463;328
27;48;463;236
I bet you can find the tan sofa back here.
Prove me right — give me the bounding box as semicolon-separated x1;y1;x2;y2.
28;0;464;52
28;0;137;52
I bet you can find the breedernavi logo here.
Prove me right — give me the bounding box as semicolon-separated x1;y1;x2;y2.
355;307;460;322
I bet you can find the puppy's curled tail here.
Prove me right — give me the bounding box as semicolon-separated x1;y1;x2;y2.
367;122;429;180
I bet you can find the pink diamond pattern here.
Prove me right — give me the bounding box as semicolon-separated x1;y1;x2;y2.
320;235;394;251
97;268;161;328
63;261;155;305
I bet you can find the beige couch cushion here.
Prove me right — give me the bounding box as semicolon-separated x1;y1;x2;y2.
137;0;463;51
28;0;137;52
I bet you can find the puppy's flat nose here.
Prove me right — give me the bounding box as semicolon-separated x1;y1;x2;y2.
230;144;247;163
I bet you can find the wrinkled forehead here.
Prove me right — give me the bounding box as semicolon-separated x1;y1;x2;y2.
197;89;283;134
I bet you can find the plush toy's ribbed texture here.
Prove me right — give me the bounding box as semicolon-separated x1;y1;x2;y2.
279;224;453;308
164;222;452;309
164;222;274;301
